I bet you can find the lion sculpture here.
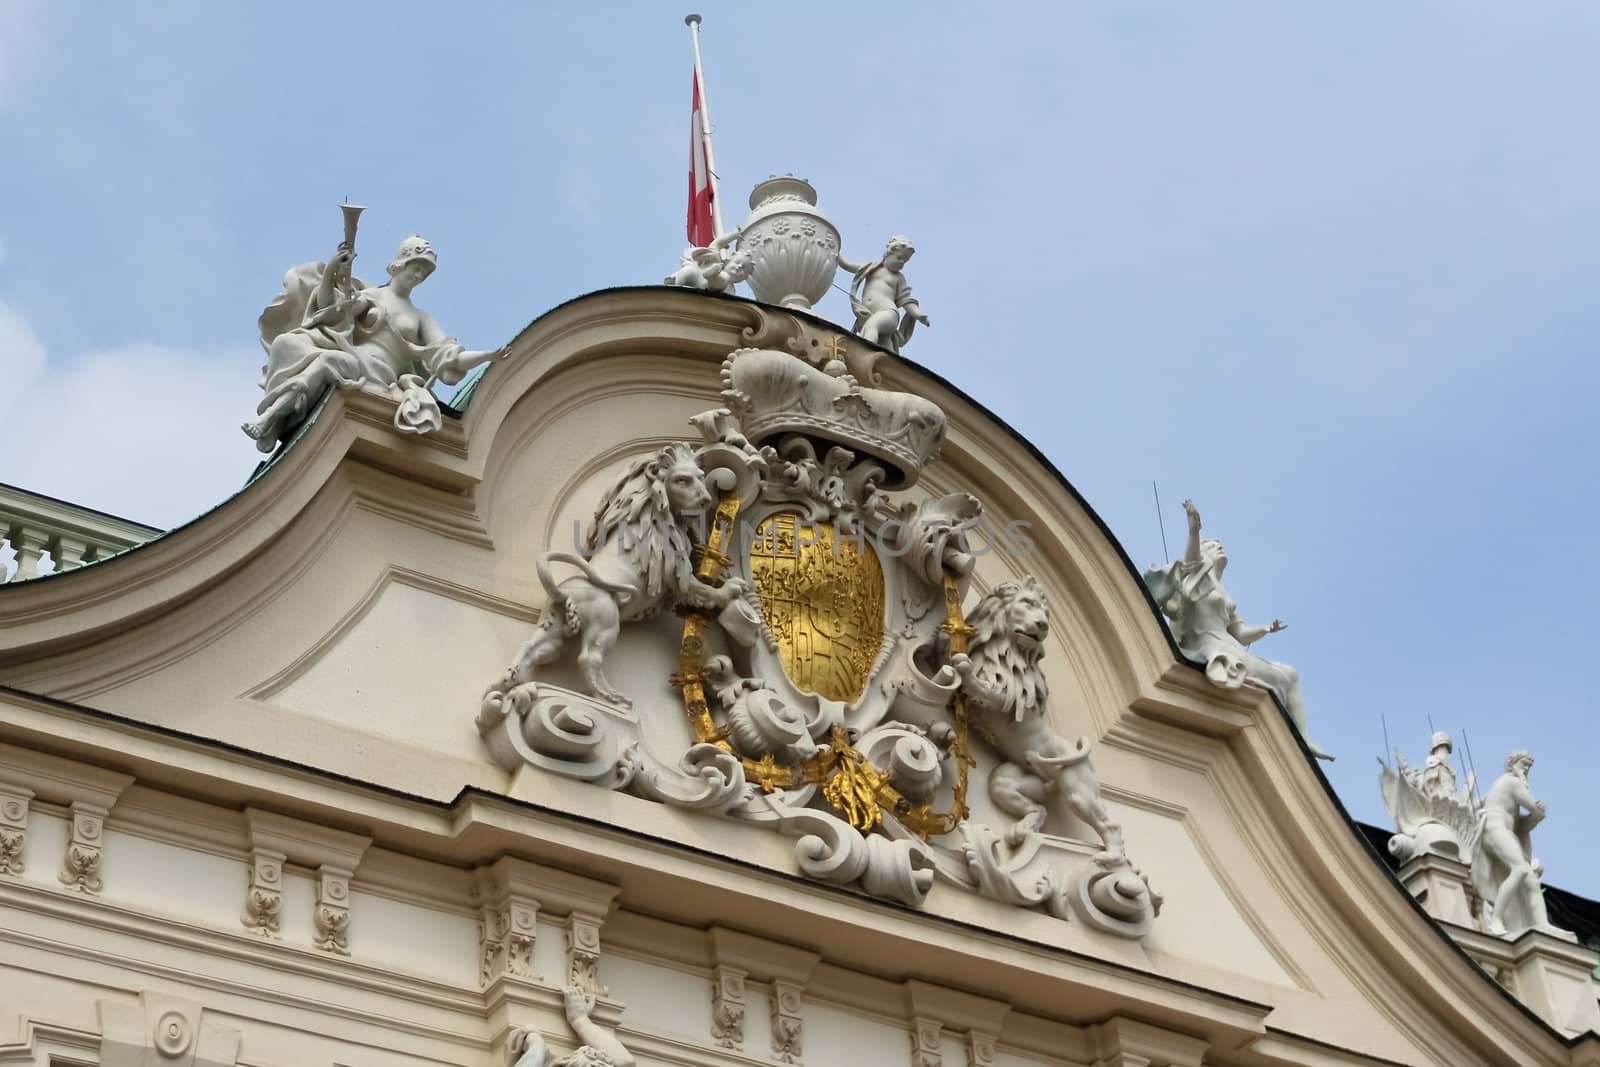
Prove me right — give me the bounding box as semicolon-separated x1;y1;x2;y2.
955;576;1125;856
498;442;747;708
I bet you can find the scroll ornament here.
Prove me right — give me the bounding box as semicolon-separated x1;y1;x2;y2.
479;347;1160;938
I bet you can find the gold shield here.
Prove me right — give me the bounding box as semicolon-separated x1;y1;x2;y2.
748;512;885;703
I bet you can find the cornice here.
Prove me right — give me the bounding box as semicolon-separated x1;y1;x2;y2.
0;685;1273;1055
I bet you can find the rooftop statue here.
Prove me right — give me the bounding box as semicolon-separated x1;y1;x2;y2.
665;236;753;294
1378;731;1479;862
1471;750;1570;940
243;207;505;453
509;986;634;1067
1144;500;1331;761
839;235;930;355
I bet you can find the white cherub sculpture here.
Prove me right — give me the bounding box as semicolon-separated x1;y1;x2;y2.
838;235;930;354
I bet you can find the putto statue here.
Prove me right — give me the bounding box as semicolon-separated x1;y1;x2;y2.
1470;750;1569;940
1144;500;1330;761
839;236;929;355
665;241;754;294
1378;731;1478;862
509;986;634;1067
244;206;505;453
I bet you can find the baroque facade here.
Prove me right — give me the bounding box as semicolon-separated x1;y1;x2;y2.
3;276;1600;1066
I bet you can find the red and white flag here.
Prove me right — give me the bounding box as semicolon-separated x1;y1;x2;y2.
687;73;716;248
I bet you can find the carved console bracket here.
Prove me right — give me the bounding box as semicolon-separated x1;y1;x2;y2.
709;963;747;1050
708;926;820;1065
472;856;553;986
1085;1016;1209;1067
0;783;31;876
471;856;620;997
904;980;1009;1067
241;808;370;950
0;742;131;896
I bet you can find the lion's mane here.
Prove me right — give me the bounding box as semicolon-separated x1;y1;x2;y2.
581;442;701;599
964;577;1049;725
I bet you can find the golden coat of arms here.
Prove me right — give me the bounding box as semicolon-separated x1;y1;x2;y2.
748;512;884;704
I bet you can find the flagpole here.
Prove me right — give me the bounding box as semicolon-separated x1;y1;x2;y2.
685;13;726;239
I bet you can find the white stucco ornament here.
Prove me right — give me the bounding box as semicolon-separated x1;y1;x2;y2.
1470;750;1572;941
839;235;929;355
1378;731;1479;862
479;342;1161;939
1144;500;1331;761
509;986;634;1067
665;239;753;294
243;205;506;453
733;177;841;310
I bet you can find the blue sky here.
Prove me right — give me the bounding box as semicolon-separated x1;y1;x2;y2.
2;3;1597;894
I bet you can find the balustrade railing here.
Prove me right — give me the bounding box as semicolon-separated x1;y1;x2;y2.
0;482;161;582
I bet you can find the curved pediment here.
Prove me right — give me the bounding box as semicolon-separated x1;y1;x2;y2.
0;288;1587;1065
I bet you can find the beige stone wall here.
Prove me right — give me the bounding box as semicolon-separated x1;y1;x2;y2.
1;290;1591;1066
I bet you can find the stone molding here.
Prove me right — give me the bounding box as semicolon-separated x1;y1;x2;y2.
1085;1016;1208;1067
98;990;240;1067
1449;924;1600;1038
1397;852;1476;928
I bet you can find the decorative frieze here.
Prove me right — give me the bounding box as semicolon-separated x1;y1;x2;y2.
0;785;31;875
770;978;805;1064
709;964;747;1050
59;801;109;894
313;865;354;954
240;847;284;937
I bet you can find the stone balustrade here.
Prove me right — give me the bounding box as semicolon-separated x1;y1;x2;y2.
0;482;161;582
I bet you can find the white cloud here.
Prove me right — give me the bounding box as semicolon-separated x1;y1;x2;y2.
0;0;44;109
0;297;259;530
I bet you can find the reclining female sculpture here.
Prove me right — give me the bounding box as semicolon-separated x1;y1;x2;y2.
244;226;504;452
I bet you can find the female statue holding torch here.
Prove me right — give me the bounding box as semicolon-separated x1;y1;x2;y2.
244;206;505;452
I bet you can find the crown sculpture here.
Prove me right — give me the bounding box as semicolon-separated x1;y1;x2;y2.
476;340;1162;938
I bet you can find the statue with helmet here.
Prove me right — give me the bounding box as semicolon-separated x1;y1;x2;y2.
244;205;506;452
1378;729;1480;864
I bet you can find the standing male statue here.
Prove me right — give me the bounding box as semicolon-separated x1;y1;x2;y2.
1470;750;1567;939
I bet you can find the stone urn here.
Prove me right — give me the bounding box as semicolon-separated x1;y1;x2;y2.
734;176;841;310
